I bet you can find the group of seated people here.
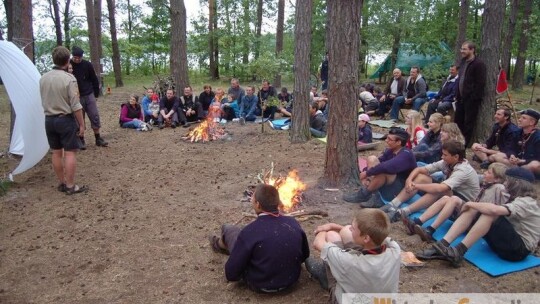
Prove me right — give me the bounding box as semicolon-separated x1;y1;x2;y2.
361;65;458;125
119;78;329;138
344;107;539;266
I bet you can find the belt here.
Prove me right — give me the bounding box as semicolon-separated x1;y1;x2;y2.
46;113;72;118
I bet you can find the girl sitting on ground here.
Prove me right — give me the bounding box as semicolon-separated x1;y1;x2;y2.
357;113;373;145
406;162;509;243
120;94;146;130
405;110;426;149
413;113;445;164
208;88;225;122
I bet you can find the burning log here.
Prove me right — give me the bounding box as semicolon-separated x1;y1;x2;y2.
181;118;227;142
236;209;328;224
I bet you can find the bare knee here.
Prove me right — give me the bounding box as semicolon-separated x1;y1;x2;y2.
326;231;343;243
367;155;379;167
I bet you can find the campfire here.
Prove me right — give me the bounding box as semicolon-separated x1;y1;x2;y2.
266;170;306;213
182;118;227;142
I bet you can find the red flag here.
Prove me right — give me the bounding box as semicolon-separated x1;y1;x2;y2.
496;69;508;94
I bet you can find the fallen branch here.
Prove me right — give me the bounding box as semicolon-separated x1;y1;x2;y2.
240;209;328;219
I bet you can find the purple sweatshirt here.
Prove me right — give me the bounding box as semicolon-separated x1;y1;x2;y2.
366;147;416;180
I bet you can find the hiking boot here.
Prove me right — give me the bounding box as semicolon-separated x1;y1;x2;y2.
342;187;372;203
304;257;328;291
360;192;385;208
472;155;481;163
402;216;416;236
239;117;246;125
414;224;435;243
416;247;446;260
380;204;401;222
433;243;464;267
79;137;87;150
96;137;108;147
158;123;164;129
171;122;177;128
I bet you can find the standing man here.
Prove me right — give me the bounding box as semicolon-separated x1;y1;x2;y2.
40;46;87;195
320;52;329;91
70;46;108;148
455;41;487;147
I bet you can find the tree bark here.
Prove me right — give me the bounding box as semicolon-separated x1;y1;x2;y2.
4;0;13;41
63;0;72;49
242;0;250;65
501;0;519;79
454;0;469;65
94;0;103;71
474;0;505;144
208;0;218;79
290;0;312;144
48;0;63;45
170;0;189;91
106;0;123;87
389;4;404;72
273;0;285;88
359;1;368;75
322;0;362;187
512;0;533;90
85;0;101;76
125;0;132;75
254;0;263;60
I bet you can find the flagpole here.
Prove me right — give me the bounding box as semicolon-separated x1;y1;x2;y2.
497;68;518;121
505;90;519;122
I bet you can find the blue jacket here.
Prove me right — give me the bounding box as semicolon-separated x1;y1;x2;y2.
433;75;458;104
141;95;152;116
485;122;520;157
239;95;258;118
367;147;416;180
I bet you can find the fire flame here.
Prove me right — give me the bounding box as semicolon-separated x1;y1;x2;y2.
184;118;226;142
267;170;306;212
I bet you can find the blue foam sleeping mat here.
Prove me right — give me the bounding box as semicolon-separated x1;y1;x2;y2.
380;194;540;276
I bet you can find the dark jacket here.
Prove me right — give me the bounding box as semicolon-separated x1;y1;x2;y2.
434;75;458;103
199;91;215;111
310;111;327;133
457;56;486;103
160;96;179;113
403;76;427;101
70;59;99;97
485;122;520;157
367;147;416;181
384;76;406;97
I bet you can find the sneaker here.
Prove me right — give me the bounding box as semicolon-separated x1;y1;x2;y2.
433;243;464;267
239;117;246;125
158;123;164;129
96;137;108;147
342;187;372;203
171;122;177;128
414;224;435;243
401;216;416;236
232;118;240;122
220;119;227;124
382;205;401;223
281;124;290;130
480;160;491;169
149;119;154;125
304;257;328;291
79;137;86;150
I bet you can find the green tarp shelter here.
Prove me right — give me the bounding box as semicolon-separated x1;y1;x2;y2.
370;42;452;79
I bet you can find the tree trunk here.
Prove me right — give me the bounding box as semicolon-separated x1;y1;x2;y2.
454;0;469;65
10;0;34;61
472;0;480;41
170;0;189;91
208;0;217;78
254;0;263;60
389;4;404;72
290;0;312;144
512;0;533;90
49;0;63;45
273;0;285;88
474;0;505;144
322;0;362;187
94;0;103;71
242;0;250;65
63;0;72;49
106;0;123;87
501;0;519;79
85;0;101;76
358;1;368;75
126;0;132;75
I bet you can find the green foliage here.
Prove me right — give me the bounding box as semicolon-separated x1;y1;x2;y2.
0;178;12;196
247;52;285;83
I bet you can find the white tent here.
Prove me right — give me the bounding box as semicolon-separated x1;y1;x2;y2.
0;40;49;177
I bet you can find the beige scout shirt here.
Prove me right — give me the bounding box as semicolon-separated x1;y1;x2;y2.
506;196;540;252
425;159;480;201
322;238;400;304
40;69;82;116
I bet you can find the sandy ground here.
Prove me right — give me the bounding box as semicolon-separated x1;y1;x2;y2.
0;88;539;304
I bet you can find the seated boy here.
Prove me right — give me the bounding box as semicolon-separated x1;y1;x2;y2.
431;167;539;267
209;184;310;293
306;209;400;304
382;140;480;222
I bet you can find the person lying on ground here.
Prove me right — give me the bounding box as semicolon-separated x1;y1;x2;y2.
305;208;400;304
382;140;480;223
405;162;509;243
428;167;539;267
342;127;416;208
209;184;309;294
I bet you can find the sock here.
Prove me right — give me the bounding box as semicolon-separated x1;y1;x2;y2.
401;207;411;217
426;226;436;235
94;133;101;140
390;198;402;208
455;242;469;256
413;217;424;225
439;239;450;247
